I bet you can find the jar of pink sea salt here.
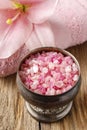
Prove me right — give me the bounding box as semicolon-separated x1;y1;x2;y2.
16;47;81;122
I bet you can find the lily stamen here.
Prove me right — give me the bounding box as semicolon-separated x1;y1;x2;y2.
6;12;20;25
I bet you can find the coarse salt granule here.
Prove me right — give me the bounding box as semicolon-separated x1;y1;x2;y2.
19;51;79;95
65;65;72;73
32;64;39;73
48;62;55;69
42;67;48;73
73;74;79;81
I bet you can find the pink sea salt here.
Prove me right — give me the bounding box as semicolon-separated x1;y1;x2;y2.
19;51;79;95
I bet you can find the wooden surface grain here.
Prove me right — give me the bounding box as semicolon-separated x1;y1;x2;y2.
0;43;87;130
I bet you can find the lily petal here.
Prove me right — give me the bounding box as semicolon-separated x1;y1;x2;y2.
0;0;13;9
19;0;44;4
28;0;59;23
77;0;87;9
0;10;17;40
26;25;41;51
0;15;32;58
26;22;55;51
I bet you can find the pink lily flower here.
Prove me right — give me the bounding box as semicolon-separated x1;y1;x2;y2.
0;0;58;58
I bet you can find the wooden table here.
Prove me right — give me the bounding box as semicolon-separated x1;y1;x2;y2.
0;43;87;130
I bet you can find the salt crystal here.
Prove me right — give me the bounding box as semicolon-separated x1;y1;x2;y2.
32;65;39;73
42;67;48;73
34;89;42;95
53;60;58;64
30;84;37;89
50;89;56;95
56;90;62;95
42;83;47;88
65;65;71;73
30;80;39;89
64;56;73;64
32;59;38;64
48;62;54;69
62;88;67;93
73;74;79;81
72;63;78;72
46;88;55;95
55;81;64;88
26;69;31;74
45;76;52;82
31;75;39;80
33;80;39;86
66;85;72;91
